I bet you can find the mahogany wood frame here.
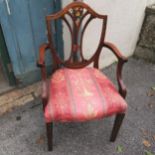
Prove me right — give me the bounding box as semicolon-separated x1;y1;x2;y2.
37;1;128;151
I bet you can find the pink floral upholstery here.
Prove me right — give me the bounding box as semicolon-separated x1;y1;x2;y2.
44;68;127;123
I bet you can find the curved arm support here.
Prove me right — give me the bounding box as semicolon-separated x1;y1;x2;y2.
37;43;50;81
37;43;50;67
117;60;127;98
103;42;128;98
37;43;50;109
103;42;128;62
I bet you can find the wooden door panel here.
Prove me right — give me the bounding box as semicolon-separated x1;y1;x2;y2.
0;0;63;84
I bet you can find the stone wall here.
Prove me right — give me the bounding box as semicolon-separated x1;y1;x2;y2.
134;4;155;62
0;81;41;115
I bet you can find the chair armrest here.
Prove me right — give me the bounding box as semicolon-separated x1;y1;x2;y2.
37;43;50;81
37;43;50;68
103;42;128;62
117;60;127;98
103;42;127;98
37;43;50;108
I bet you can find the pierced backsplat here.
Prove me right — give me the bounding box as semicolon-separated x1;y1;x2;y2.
69;7;84;18
70;6;84;26
46;2;107;69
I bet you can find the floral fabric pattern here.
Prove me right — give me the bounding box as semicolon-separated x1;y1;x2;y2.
44;68;127;123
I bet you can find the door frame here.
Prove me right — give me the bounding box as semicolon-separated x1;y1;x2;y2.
0;24;16;86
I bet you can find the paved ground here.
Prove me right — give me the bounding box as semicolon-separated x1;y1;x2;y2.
0;80;40;115
0;58;155;155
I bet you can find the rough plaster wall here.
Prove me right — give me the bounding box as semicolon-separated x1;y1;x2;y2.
147;0;155;5
62;0;150;68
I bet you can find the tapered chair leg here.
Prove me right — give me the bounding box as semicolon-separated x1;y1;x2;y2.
110;113;125;142
46;123;53;151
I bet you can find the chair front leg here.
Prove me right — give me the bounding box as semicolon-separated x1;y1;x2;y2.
46;122;53;151
110;113;125;142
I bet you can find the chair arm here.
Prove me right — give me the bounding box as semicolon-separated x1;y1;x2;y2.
103;42;128;98
103;42;128;62
37;43;50;108
37;43;50;68
37;43;50;81
117;60;127;98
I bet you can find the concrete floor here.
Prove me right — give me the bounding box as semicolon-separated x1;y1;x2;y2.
0;58;155;155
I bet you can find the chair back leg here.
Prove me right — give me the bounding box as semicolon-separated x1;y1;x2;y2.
46;123;53;151
110;113;125;142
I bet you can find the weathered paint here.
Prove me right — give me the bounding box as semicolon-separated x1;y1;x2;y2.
0;0;63;85
0;25;16;85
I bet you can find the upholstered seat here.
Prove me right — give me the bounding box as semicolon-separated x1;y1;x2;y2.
44;68;127;123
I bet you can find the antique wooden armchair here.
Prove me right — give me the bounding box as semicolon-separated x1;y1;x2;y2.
37;2;128;151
